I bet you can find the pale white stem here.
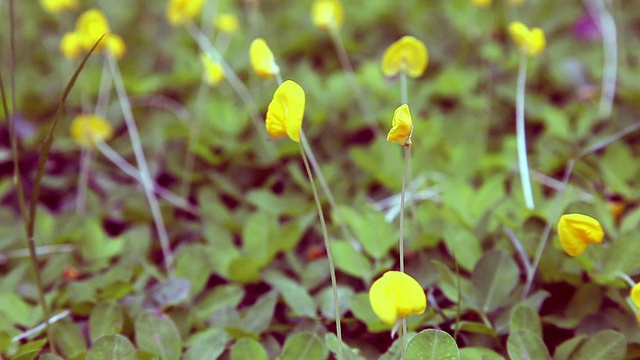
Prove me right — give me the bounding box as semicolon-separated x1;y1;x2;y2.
515;55;535;210
12;310;71;343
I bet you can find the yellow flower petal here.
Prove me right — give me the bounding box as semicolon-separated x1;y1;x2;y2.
631;283;640;308
40;0;78;14
386;104;414;146
215;13;240;35
75;9;111;50
250;38;280;79
70;114;114;149
381;36;429;78
265;80;305;143
557;213;604;256
60;32;83;60
200;53;225;86
311;0;344;31
166;0;205;27
369;271;426;325
509;21;546;57
471;0;492;8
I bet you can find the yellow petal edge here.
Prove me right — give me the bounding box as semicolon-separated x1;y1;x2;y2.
381;35;429;78
557;213;604;257
369;271;426;325
386;104;414;146
265;80;305;143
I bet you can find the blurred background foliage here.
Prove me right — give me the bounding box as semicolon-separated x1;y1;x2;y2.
1;0;640;359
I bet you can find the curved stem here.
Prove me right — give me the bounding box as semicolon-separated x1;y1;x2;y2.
299;132;343;360
515;55;535;210
107;53;174;276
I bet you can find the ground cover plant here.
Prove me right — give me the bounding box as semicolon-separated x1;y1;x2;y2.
1;0;640;359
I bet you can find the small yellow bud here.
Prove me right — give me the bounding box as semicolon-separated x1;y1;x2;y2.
311;0;344;31
60;32;83;60
215;13;240;35
249;38;280;79
509;21;546;57
40;0;78;14
105;34;126;60
166;0;205;27
386;104;414;146
265;80;305;143
75;8;110;51
369;271;426;326
381;36;429;78
557;214;604;256
200;53;225;86
70;114;114;149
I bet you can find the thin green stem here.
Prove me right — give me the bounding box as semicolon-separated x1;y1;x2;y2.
616;272;636;288
95;140;199;215
399;146;410;273
328;27;377;132
76;147;93;213
584;0;617;119
184;21;276;163
453;254;461;341
515;54;535;210
299;132;343;360
106;52;174;276
401;318;408;359
180;78;209;197
400;72;408;105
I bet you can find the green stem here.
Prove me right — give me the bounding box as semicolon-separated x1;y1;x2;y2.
329;27;377;132
401;318;408;359
76;147;93;213
515;54;535;210
180;77;209;197
106;53;174;276
616;272;636;288
299;132;343;360
400;72;408;105
399;146;410;273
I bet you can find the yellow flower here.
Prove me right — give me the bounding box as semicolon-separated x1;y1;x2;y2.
249;38;280;79
105;34;126;60
75;8;111;50
70;114;114;149
265;80;305;143
381;36;429;78
369;271;426;326
215;13;240;35
471;0;492;7
166;0;205;27
386;104;414;146
632;283;640;322
509;21;546;57
311;0;344;31
40;0;78;14
557;214;604;256
200;53;225;86
60;32;83;60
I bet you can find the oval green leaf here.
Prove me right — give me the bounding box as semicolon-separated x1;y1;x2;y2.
277;332;328;360
569;330;626;360
405;329;460;360
87;334;137;360
135;310;182;360
507;329;551;360
471;250;519;312
89;301;124;343
230;338;268;360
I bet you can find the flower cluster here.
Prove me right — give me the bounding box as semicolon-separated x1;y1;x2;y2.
60;9;126;60
557;213;604;256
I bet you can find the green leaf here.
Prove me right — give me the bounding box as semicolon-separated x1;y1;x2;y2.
184;328;229;360
405;329;460;360
459;347;505;360
39;354;65;360
325;333;366;360
52;318;88;359
432;260;473;303
230;338;268;360
277;332;328;360
193;284;244;322
0;293;32;326
471;250;519;312
135;310;182;360
553;335;587;360
175;244;213;297
510;304;542;338
87;334;137;360
443;225;482;272
89;301;124;343
13;339;47;360
335;205;396;260
240;290;278;335
601;233;640;278
507;329;551;360
568;330;626;360
456;321;497;336
331;239;373;280
264;271;317;318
